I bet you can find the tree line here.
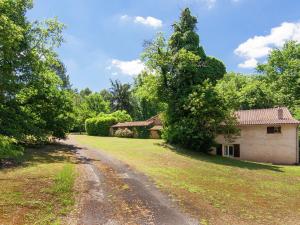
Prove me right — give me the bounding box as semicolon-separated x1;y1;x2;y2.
1;2;299;161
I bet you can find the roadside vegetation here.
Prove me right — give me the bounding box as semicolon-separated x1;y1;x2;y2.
73;135;300;225
0;145;76;225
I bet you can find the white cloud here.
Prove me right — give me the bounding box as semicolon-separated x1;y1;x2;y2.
109;59;145;76
120;15;162;29
134;16;163;28
238;58;258;69
235;22;300;68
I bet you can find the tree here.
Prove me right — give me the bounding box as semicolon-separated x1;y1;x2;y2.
72;90;110;132
80;88;93;97
216;73;276;110
257;41;300;119
142;8;234;152
132;72;166;120
85;93;110;115
109;80;133;115
50;59;71;89
0;0;74;143
100;89;113;104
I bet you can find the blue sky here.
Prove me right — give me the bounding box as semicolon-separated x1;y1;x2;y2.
28;0;300;91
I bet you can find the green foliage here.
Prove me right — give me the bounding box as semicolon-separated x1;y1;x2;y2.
72;91;110;132
132;72;166;120
142;8;233;152
0;135;24;160
257;41;300;116
216;73;277;110
109;80;134;115
85;110;132;136
85;116;117;136
0;0;74;143
133;126;151;139
163;81;235;150
114;128;134;138
109;110;132;122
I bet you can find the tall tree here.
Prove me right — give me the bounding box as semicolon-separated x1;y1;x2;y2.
257;41;300;119
0;0;74;142
143;8;234;151
109;80;133;115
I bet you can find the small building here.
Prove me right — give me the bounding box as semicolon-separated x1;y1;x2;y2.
111;115;162;139
213;107;300;164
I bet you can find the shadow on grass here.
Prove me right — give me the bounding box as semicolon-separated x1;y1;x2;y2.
156;143;284;172
0;143;96;170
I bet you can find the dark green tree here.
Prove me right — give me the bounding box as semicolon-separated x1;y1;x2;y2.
109;80;133;115
143;8;234;152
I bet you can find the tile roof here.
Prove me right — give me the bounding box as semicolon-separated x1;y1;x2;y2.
235;107;300;125
111;120;153;128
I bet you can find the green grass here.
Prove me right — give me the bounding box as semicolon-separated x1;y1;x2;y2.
0;145;76;225
73;134;300;225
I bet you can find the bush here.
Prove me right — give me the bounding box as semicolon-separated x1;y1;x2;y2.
85;116;117;136
0;135;24;160
133;126;150;138
98;110;132;123
86;110;132;136
114;128;133;138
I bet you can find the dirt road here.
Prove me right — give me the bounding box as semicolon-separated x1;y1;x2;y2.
64;137;198;225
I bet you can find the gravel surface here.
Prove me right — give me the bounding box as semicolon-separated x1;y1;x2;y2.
63;137;198;225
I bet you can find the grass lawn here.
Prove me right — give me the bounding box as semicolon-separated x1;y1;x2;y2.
73;134;300;225
0;144;76;225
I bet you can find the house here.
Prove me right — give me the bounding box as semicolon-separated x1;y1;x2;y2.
111;115;163;139
213;107;300;165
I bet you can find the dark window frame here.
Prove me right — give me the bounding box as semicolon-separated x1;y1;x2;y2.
267;126;281;134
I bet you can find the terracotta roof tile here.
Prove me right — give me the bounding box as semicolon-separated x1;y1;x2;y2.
235;107;300;125
112;121;153;128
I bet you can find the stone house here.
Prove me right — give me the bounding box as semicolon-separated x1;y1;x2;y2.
213;107;300;164
111;115;163;139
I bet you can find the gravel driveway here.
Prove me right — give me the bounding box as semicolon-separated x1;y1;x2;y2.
63;137;198;225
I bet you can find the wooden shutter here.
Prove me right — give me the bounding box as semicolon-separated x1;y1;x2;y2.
234;144;240;157
216;144;222;156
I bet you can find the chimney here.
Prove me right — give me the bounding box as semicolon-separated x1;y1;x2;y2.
278;108;283;120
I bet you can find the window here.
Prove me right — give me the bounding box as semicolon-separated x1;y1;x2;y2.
267;126;281;134
224;144;240;158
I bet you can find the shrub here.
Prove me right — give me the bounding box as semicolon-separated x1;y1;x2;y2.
114;128;133;138
0;135;24;160
98;110;132;123
85;116;117;136
133;126;150;138
86;110;132;136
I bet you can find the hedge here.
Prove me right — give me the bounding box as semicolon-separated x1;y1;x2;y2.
85;116;117;136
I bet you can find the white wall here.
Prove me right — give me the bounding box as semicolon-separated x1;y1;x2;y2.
214;124;299;164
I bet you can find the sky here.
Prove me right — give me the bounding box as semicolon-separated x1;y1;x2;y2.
27;0;300;91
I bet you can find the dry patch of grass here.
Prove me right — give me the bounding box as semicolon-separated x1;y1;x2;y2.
0;144;76;225
73;135;300;225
